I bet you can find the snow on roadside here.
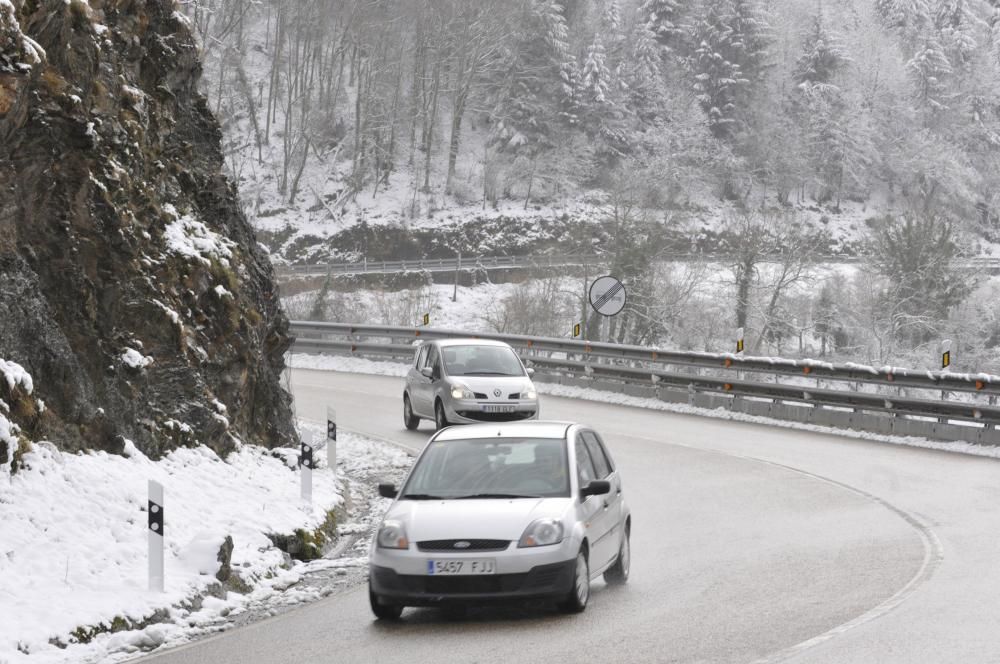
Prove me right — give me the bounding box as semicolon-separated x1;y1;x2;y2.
288;354;1000;460
0;434;345;662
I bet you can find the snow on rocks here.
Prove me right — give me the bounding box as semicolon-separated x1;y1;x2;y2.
0;358;33;394
162;204;235;268
120;348;153;370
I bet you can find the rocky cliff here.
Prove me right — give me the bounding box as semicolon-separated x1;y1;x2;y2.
0;0;296;459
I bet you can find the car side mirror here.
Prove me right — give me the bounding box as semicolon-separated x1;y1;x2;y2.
378;483;398;499
580;480;611;498
526;368;535;376
419;367;433;379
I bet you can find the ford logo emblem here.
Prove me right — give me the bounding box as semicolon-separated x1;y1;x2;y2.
454;541;471;549
493;389;502;397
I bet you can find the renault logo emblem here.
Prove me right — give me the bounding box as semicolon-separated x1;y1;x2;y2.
454;541;471;549
493;389;502;397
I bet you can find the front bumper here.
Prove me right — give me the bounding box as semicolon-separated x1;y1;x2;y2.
444;399;539;423
370;559;575;606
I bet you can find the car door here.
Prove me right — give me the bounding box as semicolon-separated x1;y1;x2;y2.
574;435;616;571
581;431;623;556
410;344;435;417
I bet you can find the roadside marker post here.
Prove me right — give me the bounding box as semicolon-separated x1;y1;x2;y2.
573;323;581;338
421;313;430;326
326;406;337;478
736;327;745;355
300;439;314;504
940;339;952;402
148;480;164;593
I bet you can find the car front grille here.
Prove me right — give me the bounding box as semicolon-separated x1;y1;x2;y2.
508;393;520;400
473;392;488;399
417;539;510;552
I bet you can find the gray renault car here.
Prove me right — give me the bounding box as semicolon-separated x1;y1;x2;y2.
403;339;539;430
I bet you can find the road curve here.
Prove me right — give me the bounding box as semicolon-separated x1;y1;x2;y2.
140;370;1000;664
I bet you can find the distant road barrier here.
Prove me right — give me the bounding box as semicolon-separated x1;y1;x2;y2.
274;253;1000;278
289;321;1000;446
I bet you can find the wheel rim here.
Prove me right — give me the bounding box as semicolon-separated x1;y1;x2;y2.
575;554;589;605
621;535;630;577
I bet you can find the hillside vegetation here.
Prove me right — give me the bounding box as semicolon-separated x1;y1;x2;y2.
190;0;1000;254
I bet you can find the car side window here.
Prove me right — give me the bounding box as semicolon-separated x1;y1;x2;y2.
415;345;428;369
575;438;597;488
424;345;438;369
581;432;611;478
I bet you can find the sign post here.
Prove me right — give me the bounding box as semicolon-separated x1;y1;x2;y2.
326;406;337;477
148;480;164;593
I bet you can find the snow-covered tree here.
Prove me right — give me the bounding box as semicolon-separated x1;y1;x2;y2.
689;0;771;139
638;0;684;49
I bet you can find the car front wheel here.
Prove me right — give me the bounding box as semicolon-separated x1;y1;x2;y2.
434;400;449;430
403;394;420;430
603;528;630;585
369;587;403;620
558;550;590;614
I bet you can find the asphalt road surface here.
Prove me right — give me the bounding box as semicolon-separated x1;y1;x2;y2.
139;370;1000;664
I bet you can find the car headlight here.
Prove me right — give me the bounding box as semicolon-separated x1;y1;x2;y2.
518;518;564;548
524;386;537;400
450;385;475;399
376;520;409;549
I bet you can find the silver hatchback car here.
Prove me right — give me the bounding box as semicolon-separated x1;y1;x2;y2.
369;421;631;618
403;339;540;430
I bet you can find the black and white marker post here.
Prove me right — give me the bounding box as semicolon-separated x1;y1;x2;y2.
148;479;164;593
326;406;337;477
300;438;314;504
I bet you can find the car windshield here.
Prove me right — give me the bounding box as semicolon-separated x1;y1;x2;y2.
399;437;569;499
442;345;525;377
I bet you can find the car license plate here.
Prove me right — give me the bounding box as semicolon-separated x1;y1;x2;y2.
427;559;496;575
481;405;515;413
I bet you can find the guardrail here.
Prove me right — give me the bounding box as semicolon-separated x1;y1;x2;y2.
274;253;1000;278
289;321;1000;446
273;254;596;277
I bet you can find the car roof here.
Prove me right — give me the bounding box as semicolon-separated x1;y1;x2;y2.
427;338;513;349
433;421;576;441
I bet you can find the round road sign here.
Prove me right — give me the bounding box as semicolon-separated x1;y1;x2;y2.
589;276;627;316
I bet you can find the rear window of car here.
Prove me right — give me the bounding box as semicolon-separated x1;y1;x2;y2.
400;437;569;499
442;345;525;377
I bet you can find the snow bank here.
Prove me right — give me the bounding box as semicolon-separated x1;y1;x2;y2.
0;438;343;661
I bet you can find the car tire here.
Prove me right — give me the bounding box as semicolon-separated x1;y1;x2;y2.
558;549;590;614
403;394;420;430
434;400;449;431
369;587;403;620
603;527;630;585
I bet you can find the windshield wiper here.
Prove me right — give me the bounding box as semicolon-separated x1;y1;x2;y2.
453;493;542;499
399;493;447;500
461;371;516;376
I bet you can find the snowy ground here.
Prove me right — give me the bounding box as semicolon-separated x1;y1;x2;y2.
288;354;1000;461
0;425;411;664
